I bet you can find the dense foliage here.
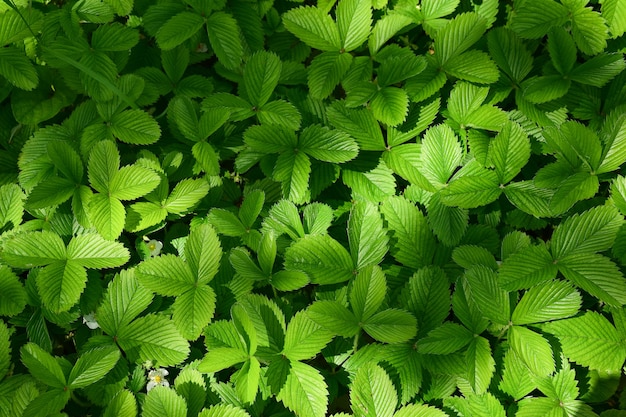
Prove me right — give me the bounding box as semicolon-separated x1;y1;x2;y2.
1;0;626;415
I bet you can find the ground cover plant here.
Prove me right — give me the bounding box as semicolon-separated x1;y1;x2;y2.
1;0;626;415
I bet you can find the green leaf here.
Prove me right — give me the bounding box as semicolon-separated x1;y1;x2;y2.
337;0;372;51
499;244;558;291
569;53;626;88
282;311;334;361
20;342;66;389
362;308;417;344
169;96;200;141
602;0;626;37
487;28;533;83
239;190;264;230
599;111;626;174
350;265;386;322
88;140;119;194
103;390;138;417
109;165;160;201
0;8;43;46
274;151;311;204
284;234;354;285
522;75;571;104
499;348;536;400
439;170;501;209
549;172;599;215
0;320;10;379
418;322;473;354
488;121;530;184
465;336;495;394
327;101;385;151
351;362;397;417
198;404;252;417
380;196;435;269
202;93;253;122
446;82;507;130
308;301;360;337
91;23;139;51
173;285;216;341
548;27;577;75
47;141;83;184
558;253;626;307
512;280;581;325
264;199;305;239
0;47;38;90
427;193;468;247
37;260;86;312
22;389;71;417
97;270;154;335
434;12;486;65
368;12;412;55
156;11;204;51
26;177;76;209
125;201;168;232
257;100;303;130
143;386;187;417
393;404;449;417
206;12;243;70
504;181;554;218
68;345;120;389
66;233;129;269
245;124;297;154
1;230;66;267
543;311;626;371
136;254;194;296
551;206;623;259
244;51;281;108
282;6;341;51
89;193;126;241
276;361;329;417
571;6;608;55
442;50;499;84
198;347;248;373
343;160;397;202
236;357;261;404
308;51;353;99
421;124;462;188
299;125;359;163
508;325;555;377
0;184;24;230
452;245;498;270
463;266;509;325
370;87;408;126
348;202;388;270
117;314;189;367
0;265;27;316
383;144;435;192
185;223;221;284
164;178;211;215
110;109;161;145
509;0;568;39
271;270;310;291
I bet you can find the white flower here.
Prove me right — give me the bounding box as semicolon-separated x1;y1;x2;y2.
82;312;99;329
147;368;170;392
145;239;163;257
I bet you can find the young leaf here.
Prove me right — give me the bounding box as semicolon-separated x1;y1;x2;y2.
244;51;282;108
282;6;341;51
282;311;335;361
284;235;354;285
143;386;187;417
351;362;397;417
543;311;626;371
508;325;555;377
206;12;244;70
276;361;329;417
603;0;626;37
68;345;121;389
348;202;388;269
511;280;581;325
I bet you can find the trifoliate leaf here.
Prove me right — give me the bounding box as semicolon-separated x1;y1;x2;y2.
282;311;334;361
362;308;417;344
487;28;533;83
499;244;558;290
509;0;568;39
244;51;281;108
543;311;626;371
276;361;329;417
173;285;216;341
348;202;388;270
206;12;244;70
110;109;161;145
326;101;385;151
68;345;120;389
508;325;555;377
421;124;462;188
370;86;408;126
308;301;360;337
558;253;626;307
337;0;372;51
284;235;354;285
351;362;397;417
282;6;341;51
380;196;435;269
1;230;66;267
117;314;189;367
463;266;509;325
442;50;499;84
418;322;473;354
433;12;487;65
299;125;359;163
512;280;581;325
308;51;353;99
143;386;187;417
20;342;66;389
465;336;495;394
